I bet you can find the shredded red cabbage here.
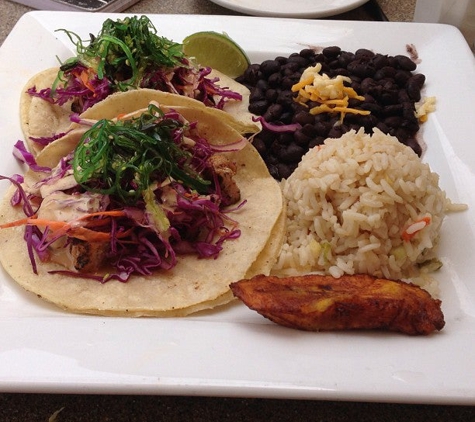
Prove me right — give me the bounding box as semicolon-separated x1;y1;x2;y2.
13;141;51;173
29;131;70;147
252;115;301;133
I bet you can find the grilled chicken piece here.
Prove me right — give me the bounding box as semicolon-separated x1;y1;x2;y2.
68;238;108;273
230;274;445;335
208;154;241;205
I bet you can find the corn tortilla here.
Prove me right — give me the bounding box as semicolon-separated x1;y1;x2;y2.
20;68;259;156
1;101;282;316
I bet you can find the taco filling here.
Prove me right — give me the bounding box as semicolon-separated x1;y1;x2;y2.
0;99;283;316
5;103;246;282
20;16;258;155
28;15;240;114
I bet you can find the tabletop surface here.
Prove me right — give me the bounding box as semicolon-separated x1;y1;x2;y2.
1;0;475;421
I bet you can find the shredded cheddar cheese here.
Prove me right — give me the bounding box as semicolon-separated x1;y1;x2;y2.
291;63;370;122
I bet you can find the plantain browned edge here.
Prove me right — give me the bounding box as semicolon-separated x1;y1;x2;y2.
230;273;445;335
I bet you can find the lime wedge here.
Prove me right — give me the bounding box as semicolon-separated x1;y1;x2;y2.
183;31;250;78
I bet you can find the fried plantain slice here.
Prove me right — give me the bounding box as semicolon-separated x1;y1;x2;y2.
230;274;445;335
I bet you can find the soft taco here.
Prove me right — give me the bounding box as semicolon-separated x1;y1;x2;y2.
0;98;283;316
20;15;259;155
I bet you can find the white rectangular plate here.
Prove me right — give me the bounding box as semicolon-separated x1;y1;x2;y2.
1;12;475;404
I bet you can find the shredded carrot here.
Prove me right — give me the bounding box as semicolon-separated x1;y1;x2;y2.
75;210;129;221
402;216;431;242
72;67;97;94
0;210;129;243
0;216;35;229
67;227;111;242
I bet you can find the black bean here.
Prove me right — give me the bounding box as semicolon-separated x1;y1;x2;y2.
380;89;399;105
394;127;410;140
347;98;362;108
243;64;261;84
238;46;426;180
360;77;377;94
308;136;325;149
300;123;318;137
328;124;345;138
356;114;379;129
234;74;246;84
395;55;417;71
382;79;399;91
372;54;390;69
276;90;294;105
330;68;350;77
278;133;294;145
280;111;294;124
293;110;315;126
355;48;375;59
410;73;426;89
294;130;312;147
255;79;268;91
256;130;275;146
267;154;279;165
268;164;280;179
248;99;269;115
288;55;310;68
384;116;403;128
260;60;281;76
281;76;299;89
338;51;355;67
263;104;283;122
249;87;265;102
376;122;390;133
300;48;317;58
360;101;383;115
281;61;301;74
398;89;411;103
351;81;361;92
403;138;422;156
347;59;375;78
252;137;267;156
314;53;326;63
395;70;412;87
401;118;419;133
387;56;398;68
276;163;295;179
406;76;423;101
383;104;403;116
279;143;306;163
267;72;282;88
265;88;279;102
374;66;397;80
320;63;332;75
323;46;342;58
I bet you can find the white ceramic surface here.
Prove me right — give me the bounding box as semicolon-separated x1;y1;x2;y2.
0;12;475;403
207;0;368;18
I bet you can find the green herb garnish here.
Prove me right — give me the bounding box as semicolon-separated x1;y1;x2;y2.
73;104;210;204
57;15;186;90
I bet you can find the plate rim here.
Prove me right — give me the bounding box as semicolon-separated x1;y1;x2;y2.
0;11;475;404
207;0;369;18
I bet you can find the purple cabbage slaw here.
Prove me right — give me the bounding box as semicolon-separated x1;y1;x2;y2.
2;108;246;283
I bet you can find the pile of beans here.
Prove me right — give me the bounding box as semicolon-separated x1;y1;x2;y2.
235;46;426;180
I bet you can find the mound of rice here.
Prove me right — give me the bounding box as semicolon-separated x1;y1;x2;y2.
274;128;451;280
